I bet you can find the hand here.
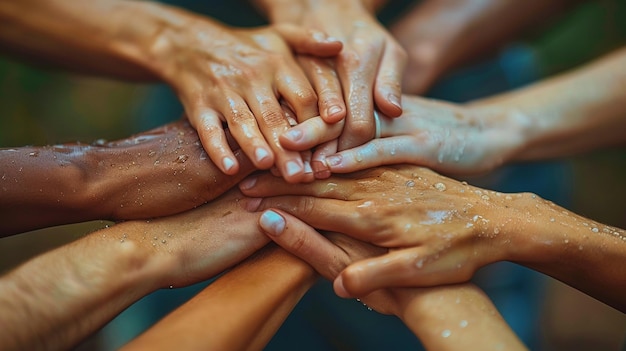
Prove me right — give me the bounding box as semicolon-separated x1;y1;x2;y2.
240;164;527;297
263;1;406;176
153;9;342;182
124;187;270;288
279;95;527;176
89;119;257;221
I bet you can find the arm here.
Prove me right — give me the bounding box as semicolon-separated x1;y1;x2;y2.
390;0;579;94
0;0;341;182
0;120;255;236
279;46;626;175
0;188;269;351
240;164;626;313
120;246;317;351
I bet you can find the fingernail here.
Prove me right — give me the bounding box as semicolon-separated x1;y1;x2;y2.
285;160;303;177
222;157;235;172
327;105;343;117
334;275;350;298
239;176;257;190
260;210;285;236
255;148;270;163
303;160;313;174
325;155;342;167
388;94;401;110
242;197;262;212
283;129;303;142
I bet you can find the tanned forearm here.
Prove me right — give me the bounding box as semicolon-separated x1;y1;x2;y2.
0;0;220;82
392;285;527;351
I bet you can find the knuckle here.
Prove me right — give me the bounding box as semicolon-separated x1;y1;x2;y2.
347;119;375;139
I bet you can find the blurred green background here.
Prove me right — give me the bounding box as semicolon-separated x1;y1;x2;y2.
0;1;625;350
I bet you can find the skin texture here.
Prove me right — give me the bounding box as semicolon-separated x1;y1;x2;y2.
0;119;257;236
0;188;270;351
0;0;343;182
253;0;407;178
278;46;626;176
240;164;626;314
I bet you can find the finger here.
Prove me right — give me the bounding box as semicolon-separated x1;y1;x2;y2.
276;65;320;123
373;41;406;118
274;24;343;57
311;139;338;179
239;167;355;199
187;108;239;175
258;209;349;280
220;92;274;170
325;136;423;173
300;150;315;183
335;46;381;150
248;195;375;238
298;57;346;123
279;116;343;151
335;246;477;298
246;88;306;183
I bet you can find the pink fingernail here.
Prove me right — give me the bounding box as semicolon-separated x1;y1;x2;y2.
325;155;342;167
260;210;285;236
239;176;257;190
283;129;303;142
255;148;270;163
222;157;235;172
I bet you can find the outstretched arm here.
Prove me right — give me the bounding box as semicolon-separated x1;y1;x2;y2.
0;188;269;351
0;120;254;236
240;164;626;313
279;46;626;176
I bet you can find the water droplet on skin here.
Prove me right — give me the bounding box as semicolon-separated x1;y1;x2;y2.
441;329;451;338
29;151;38;157
162;240;167;244
550;218;555;222
169;285;174;289
416;259;424;268
591;227;599;233
175;155;189;163
459;320;468;328
434;183;446;191
406;180;415;187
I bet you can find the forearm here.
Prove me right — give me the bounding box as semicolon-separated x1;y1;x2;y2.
497;193;626;312
0;0;204;81
392;285;527;351
0;220;167;351
121;246;317;351
0;145;100;236
471;47;626;161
